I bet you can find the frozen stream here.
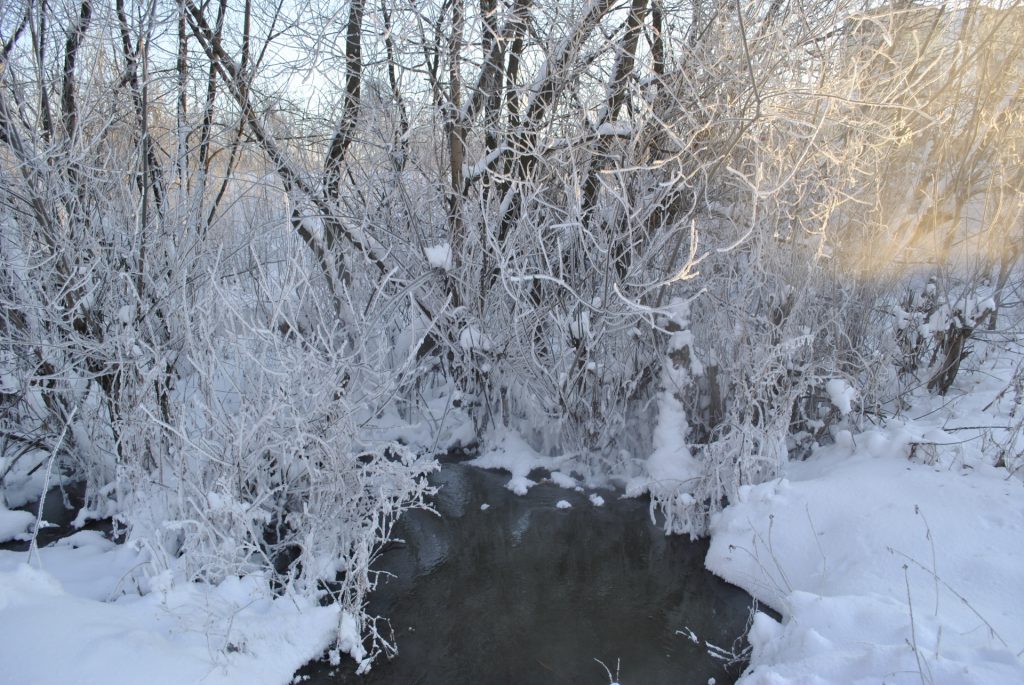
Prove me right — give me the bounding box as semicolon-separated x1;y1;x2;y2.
300;463;758;684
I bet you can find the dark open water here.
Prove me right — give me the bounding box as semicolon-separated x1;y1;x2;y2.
298;463;757;685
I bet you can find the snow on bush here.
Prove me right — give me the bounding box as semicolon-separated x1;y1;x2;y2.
110;271;437;668
424;243;453;271
459;325;494;353
0;199;437;668
825;378;856;416
643;299;704;536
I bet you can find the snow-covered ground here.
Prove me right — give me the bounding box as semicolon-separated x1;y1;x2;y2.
707;345;1024;684
0;536;344;685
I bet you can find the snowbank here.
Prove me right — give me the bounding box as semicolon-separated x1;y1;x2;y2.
707;409;1024;683
0;543;341;685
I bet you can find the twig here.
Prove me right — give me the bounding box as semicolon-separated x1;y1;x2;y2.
890;548;1009;649
903;564;933;685
27;406;77;569
914;505;940;619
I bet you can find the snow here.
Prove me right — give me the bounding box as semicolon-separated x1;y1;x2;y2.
1;450;50;509
643;298;700;491
0;546;342;685
707;350;1024;685
555;500;572;509
549;471;579;490
589;493;605;507
635;299;702;513
503;474;534;497
330;612;367;670
568;309;591;340
461;146;506;180
424;243;453;271
645;391;700;489
825;378;857;415
975;297;996;319
468;429;566;495
596;121;632;137
0;505;34;543
458;325;494;353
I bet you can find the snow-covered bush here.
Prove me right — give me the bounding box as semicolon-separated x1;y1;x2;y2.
0;183;436;662
114;262;436;659
0;11;437;661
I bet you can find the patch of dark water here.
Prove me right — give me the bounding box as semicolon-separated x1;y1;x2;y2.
0;482;116;552
298;464;758;685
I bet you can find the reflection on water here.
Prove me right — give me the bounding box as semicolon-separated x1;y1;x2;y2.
300;464;756;685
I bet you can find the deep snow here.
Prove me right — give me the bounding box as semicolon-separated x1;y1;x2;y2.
0;538;344;685
706;346;1024;684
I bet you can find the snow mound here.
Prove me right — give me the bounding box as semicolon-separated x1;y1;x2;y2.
707;447;1024;684
0;506;34;543
0;546;340;685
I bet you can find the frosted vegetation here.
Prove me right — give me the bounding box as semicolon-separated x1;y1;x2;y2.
0;0;1022;677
